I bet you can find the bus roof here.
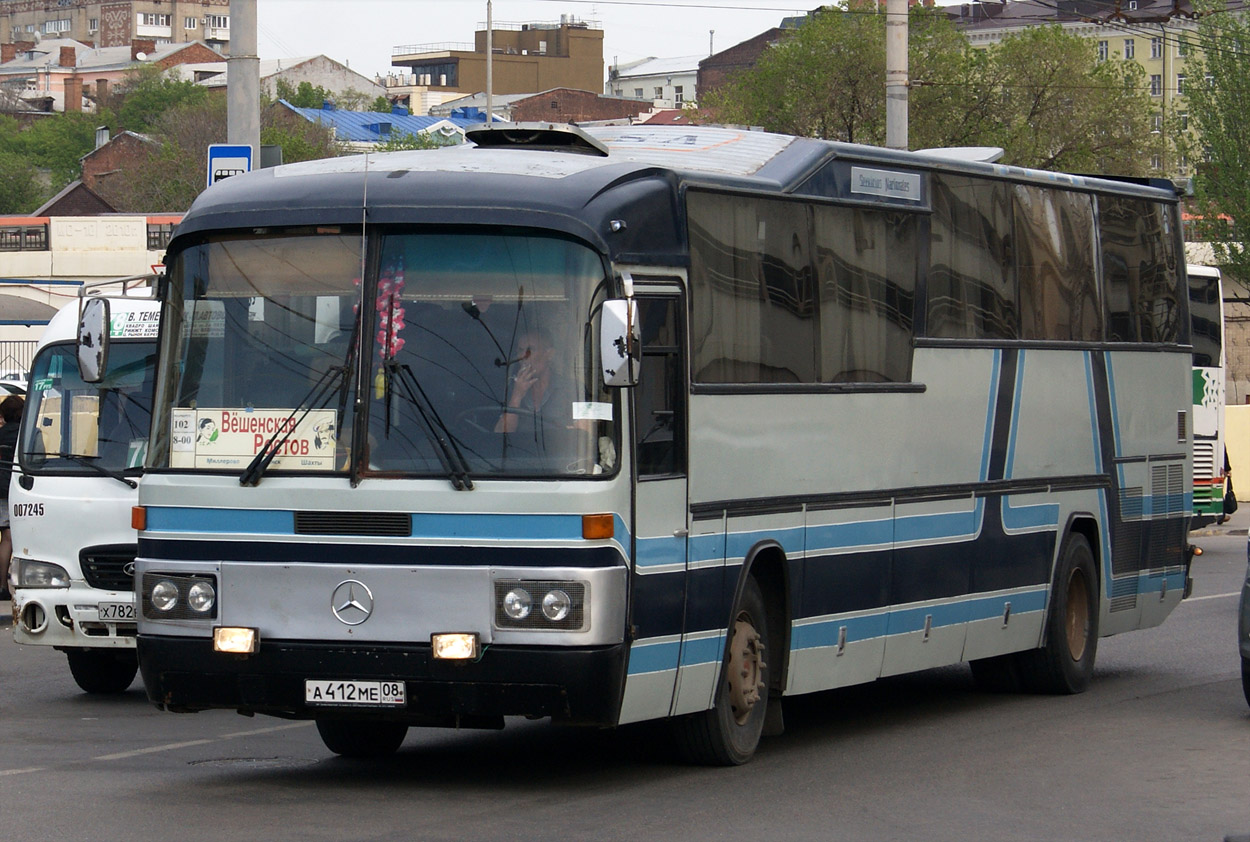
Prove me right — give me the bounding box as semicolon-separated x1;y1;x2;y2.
168;124;1181;265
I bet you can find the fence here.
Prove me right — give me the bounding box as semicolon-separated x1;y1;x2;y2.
0;340;36;378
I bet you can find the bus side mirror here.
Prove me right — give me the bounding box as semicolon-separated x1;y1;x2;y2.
78;297;110;384
600;299;640;388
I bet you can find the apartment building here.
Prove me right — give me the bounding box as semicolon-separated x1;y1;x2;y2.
390;15;603;99
607;55;701;108
1;0;230;53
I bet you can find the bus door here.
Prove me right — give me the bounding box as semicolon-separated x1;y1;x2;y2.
621;290;693;723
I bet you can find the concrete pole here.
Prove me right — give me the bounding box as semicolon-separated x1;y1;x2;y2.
227;0;260;160
486;0;493;122
885;0;908;150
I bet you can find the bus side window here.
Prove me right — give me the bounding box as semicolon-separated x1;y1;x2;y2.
635;297;686;477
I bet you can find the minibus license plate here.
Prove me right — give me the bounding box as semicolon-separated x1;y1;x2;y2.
305;680;406;707
98;602;135;621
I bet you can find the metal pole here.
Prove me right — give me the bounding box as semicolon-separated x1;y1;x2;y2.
227;0;260;160
885;0;908;150
486;0;493;122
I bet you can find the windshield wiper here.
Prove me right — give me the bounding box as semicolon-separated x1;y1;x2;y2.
383;361;474;491
51;453;137;489
239;365;348;487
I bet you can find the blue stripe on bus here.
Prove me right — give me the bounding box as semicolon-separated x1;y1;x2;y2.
894;508;980;544
804;518;892;552
981;349;1001;483
146;506;294;533
1001;498;1060;532
627;640;681;675
1005;349;1027;479
680;635;725;667
1105;351;1123;458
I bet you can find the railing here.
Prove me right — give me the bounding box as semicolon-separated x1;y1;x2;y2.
0;223;49;252
393;42;474;55
0;341;36;378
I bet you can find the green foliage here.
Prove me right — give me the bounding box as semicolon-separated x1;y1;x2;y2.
374;130;456;152
113;63;208;134
16;112;99;187
706;10;1155;174
0;149;44;213
1184;1;1250;285
275;78;334;108
372;96;392;113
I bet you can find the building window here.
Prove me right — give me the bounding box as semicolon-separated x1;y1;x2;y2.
674;85;684;104
1178;154;1188;174
633;87;643;98
139;13;170;27
1176;73;1186;94
1098;40;1108;61
184;16;198;30
1128;0;1138;8
1150;74;1162;96
1151;37;1163;59
1151;154;1163;170
1124;38;1135;59
653;86;663;99
25;24;36;32
1177;38;1189;57
1152;113;1163;132
1180;112;1189;130
44;18;71;34
88;17;98;32
206;14;229;29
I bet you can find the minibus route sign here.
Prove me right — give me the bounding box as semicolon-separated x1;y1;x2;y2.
170;408;337;470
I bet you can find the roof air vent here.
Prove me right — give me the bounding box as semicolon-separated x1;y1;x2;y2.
465;122;609;157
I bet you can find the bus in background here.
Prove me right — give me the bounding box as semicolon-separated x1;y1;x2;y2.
1189;265;1226;528
131;125;1191;764
9;280;158;693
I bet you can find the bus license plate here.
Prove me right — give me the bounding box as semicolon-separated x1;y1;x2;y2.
305;680;407;707
98;602;135;621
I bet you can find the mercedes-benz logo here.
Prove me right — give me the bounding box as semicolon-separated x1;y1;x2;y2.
331;580;374;626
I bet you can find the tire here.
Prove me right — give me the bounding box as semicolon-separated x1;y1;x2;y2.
315;718;408;758
65;649;138;695
1241;656;1250;709
1020;532;1099;695
672;576;771;766
969;652;1023;693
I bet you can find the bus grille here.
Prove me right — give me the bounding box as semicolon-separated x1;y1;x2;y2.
79;545;138;592
294;511;412;537
1194;440;1216;480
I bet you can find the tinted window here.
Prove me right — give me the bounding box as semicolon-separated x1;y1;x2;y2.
1189;271;1222;367
1015;185;1101;341
1099;196;1185;344
927;174;1017;340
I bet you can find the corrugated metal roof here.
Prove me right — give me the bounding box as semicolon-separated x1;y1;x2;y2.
281;101;480;143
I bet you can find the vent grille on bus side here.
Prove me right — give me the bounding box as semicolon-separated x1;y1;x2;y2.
80;545;138;592
1194;440;1216;479
293;512;412;537
1178;411;1187;444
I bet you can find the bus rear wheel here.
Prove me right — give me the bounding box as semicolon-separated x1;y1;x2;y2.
1241;656;1250;709
1021;532;1099;694
65;648;138;694
315;718;408;758
672;576;770;766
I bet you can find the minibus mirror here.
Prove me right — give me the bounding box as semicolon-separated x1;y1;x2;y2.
78;297;110;383
600;299;640;388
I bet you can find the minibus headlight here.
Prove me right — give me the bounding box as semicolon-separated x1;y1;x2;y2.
542;589;571;622
150;580;179;612
187;581;216;614
16;558;70;589
494;579;586;630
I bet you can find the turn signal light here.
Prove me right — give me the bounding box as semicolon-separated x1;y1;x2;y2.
582;513;613;540
131;506;146;530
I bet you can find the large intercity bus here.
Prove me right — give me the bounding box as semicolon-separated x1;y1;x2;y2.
130;125;1192;764
1187;265;1226;528
9;280;158;692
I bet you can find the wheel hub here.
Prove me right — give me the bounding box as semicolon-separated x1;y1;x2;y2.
727;614;767;726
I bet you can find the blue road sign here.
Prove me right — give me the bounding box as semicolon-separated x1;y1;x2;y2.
207;144;253;188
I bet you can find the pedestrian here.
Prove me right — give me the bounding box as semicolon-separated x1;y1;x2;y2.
0;393;23;600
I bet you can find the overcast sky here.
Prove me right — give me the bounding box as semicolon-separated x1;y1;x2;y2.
255;0;806;82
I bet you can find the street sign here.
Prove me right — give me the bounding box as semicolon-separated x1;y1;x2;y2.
207;143;253;188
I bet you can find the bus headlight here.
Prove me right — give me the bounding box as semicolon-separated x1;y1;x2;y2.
187;581;216;614
494;580;586;630
150;580;179;612
15;558;70;589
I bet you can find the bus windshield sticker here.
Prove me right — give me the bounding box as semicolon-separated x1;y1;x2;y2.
169;408;338;470
573;402;613;422
109;308;161;338
185;301;225;338
850;166;922;202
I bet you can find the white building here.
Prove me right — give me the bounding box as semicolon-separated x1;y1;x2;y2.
606;55;701;109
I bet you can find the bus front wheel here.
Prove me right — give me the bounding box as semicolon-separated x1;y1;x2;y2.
672;576;771;766
315;718;408;758
1022;532;1099;694
65;648;138;694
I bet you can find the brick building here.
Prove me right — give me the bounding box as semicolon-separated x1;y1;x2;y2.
510;88;651;124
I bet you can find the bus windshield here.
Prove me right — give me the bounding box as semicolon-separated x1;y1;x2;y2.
152;230;618;479
21;341;156;475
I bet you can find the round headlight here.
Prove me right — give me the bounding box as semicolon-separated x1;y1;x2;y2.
187;581;216;614
503;588;531;620
542;589;571;622
150;580;179;612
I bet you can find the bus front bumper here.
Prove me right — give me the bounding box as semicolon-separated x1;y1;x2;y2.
138;635;628;727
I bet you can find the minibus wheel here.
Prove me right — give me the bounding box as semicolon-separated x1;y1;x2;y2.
65;648;138;694
1021;532;1099;694
315;718;408;758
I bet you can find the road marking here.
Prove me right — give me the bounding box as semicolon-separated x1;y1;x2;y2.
220;722;313;739
0;767;46;777
1185;591;1240;602
94;739;215;761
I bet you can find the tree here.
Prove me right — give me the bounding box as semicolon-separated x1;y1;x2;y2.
1183;2;1250;282
112;63;208;134
0;149;43;213
371;96;392;113
705;9;1156;173
374;130;457;152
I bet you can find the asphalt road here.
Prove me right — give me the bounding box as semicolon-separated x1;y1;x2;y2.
2;523;1248;842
